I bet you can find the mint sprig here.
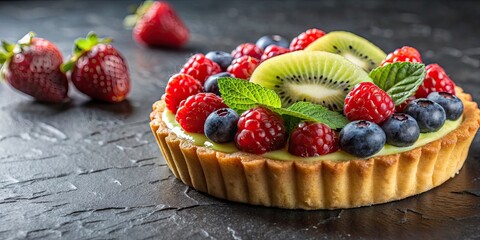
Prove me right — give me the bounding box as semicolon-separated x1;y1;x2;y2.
218;77;349;130
286;102;349;130
369;62;426;106
218;77;281;112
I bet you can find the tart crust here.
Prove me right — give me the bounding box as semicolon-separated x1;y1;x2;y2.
149;87;480;210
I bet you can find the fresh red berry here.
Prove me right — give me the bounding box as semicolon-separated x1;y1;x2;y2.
344;82;395;124
395;96;416;112
165;73;203;113
289;28;326;51
1;33;68;102
180;54;222;84
235;107;286;154
289;122;339;157
65;33;130;103
227;56;260;79
415;64;456;98
261;45;290;61
175;93;227;133
380;46;422;66
231;43;264;59
130;1;189;48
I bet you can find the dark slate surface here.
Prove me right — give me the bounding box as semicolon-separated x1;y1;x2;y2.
1;0;479;239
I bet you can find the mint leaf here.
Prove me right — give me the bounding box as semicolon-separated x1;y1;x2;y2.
218;78;349;131
218;77;282;112
266;102;349;131
286;102;349;130
369;62;426;106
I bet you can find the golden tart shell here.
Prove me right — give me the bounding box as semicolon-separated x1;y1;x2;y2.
149;87;480;210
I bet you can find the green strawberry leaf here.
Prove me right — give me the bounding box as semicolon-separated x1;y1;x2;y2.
17;32;35;46
369;62;426;106
123;0;154;29
218;77;282;113
1;41;14;53
0;53;8;65
63;32;112;73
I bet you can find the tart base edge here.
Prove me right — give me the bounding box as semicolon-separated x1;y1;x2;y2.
149;88;480;210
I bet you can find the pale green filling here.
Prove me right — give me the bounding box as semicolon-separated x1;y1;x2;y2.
163;110;462;162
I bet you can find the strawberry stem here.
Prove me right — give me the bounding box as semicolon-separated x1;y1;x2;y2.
123;0;154;29
61;32;112;73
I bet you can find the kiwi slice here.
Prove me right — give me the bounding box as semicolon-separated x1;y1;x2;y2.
249;51;372;111
305;31;386;72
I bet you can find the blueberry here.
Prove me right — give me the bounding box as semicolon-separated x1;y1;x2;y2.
381;113;420;147
204;108;239;143
427;92;463;120
255;35;289;50
205;51;233;71
339;120;386;158
404;99;446;133
204;72;233;96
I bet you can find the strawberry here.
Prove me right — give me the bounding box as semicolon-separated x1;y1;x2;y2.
0;32;68;102
125;1;189;48
414;63;456;98
62;33;130;103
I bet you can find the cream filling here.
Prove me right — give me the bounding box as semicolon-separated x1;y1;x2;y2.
162;109;462;162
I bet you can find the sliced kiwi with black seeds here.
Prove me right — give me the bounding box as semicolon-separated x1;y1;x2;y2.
305;31;386;72
249;51;372;111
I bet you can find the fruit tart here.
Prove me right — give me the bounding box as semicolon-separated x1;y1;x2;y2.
150;30;480;209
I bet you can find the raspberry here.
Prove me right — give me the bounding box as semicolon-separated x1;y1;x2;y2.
380;46;422;66
227;56;260;79
180;54;222;83
289;28;326;51
165;73;203;113
175;93;227;133
344;82;395;124
231;43;264;59
261;45;290;61
414;64;456;98
288;122;339;157
395;96;416;112
235;107;286;154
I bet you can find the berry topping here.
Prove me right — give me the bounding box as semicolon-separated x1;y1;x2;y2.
165;73;203;113
180;54;222;83
380;46;422;66
427;92;463;120
204;72;233;96
255;35;290;50
261;45;290;62
204;108;239;143
235;107;286;154
344;82;395;124
128;1;189;48
381;113;420;147
404;99;446;133
289;28;326;51
231;43;264;59
176;93;227;133
288;122;339;157
227;56;260;80
205;51;233;71
415;64;455;98
395;96;416;112
339;120;386;158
